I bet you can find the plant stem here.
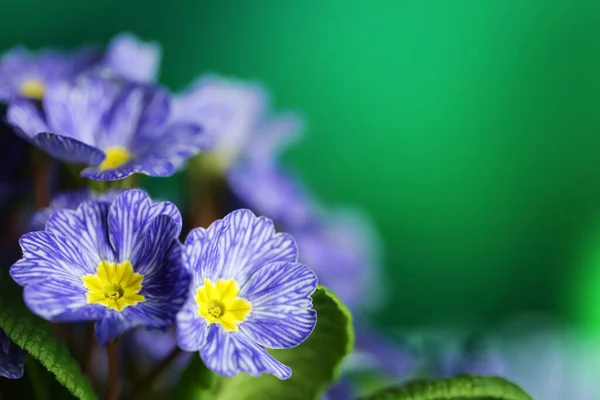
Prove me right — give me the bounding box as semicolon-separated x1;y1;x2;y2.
26;358;48;400
82;322;96;382
130;346;182;399
107;341;119;400
33;151;51;210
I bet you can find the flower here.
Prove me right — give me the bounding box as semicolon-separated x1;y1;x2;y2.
100;33;161;83
173;75;301;172
176;209;318;379
227;163;314;229
0;45;99;102
0;33;159;103
0;329;26;379
7;75;206;181
293;208;384;313
31;188;124;231
10;189;190;344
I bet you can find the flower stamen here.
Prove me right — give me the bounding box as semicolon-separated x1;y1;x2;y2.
82;260;145;312
195;278;251;332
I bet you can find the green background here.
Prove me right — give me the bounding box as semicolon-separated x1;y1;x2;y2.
4;1;600;330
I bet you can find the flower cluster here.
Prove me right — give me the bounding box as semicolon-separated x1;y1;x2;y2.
0;33;321;387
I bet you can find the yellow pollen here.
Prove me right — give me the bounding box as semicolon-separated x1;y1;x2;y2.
81;260;144;312
19;80;46;100
99;146;132;171
195;278;251;332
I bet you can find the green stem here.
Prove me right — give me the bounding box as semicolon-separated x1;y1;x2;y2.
26;358;48;400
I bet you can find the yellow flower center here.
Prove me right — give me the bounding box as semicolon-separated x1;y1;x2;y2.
99;146;132;171
81;260;145;312
195;278;252;332
19;79;46;100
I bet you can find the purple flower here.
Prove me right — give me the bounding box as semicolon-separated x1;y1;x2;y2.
293;208;384;313
10;189;190;344
228;163;314;229
176;209;317;379
31;188;124;231
7;75;205;181
173;75;301;171
0;46;99;102
0;330;26;379
101;33;161;83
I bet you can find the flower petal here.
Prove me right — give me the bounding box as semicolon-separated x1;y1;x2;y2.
199;209;298;284
32;132;105;165
107;189;152;261
23;279;105;322
12;231;93;286
94;312;129;345
6;99;49;140
176;301;209;352
240;261;317;349
45;200;115;265
200;325;291;379
104;33;161;83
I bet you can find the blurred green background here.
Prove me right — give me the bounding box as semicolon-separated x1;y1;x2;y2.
3;1;600;331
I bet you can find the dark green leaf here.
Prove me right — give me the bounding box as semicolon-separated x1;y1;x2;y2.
215;285;354;400
0;272;98;400
358;375;533;400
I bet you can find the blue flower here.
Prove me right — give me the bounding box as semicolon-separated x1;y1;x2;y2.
0;45;99;102
31;188;124;231
173;75;301;172
101;33;161;83
0;33;159;103
10;189;189;345
7;75;205;181
176;209;317;379
0;329;26;379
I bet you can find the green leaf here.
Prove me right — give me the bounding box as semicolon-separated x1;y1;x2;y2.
358;375;533;400
172;354;216;400
214;285;354;400
0;273;98;400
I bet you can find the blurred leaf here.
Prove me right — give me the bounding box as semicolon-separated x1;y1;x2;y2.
358;375;533;400
0;272;98;400
214;285;354;400
173;353;216;400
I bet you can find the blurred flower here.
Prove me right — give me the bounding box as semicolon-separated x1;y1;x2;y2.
31;188;124;230
0;329;26;379
10;189;189;344
228;162;314;229
176;209;317;379
0;45;99;102
0;33;160;103
101;33;161;82
173;75;301;172
7;75;205;181
293;208;384;313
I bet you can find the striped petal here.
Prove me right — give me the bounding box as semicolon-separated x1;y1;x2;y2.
200;209;298;284
107;189;152;261
240;262;317;349
200;325;291;379
45;201;115;265
132;215;180;279
12;231;92;286
176;301;209;351
94;312;129;345
23;279;105;322
32;132;105;165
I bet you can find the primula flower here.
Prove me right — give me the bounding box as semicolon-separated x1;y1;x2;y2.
0;33;159;102
31;188;124;230
0;330;26;379
176;209;317;379
101;33;161;83
0;46;98;102
173;75;301;172
7;75;205;181
10;189;189;344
